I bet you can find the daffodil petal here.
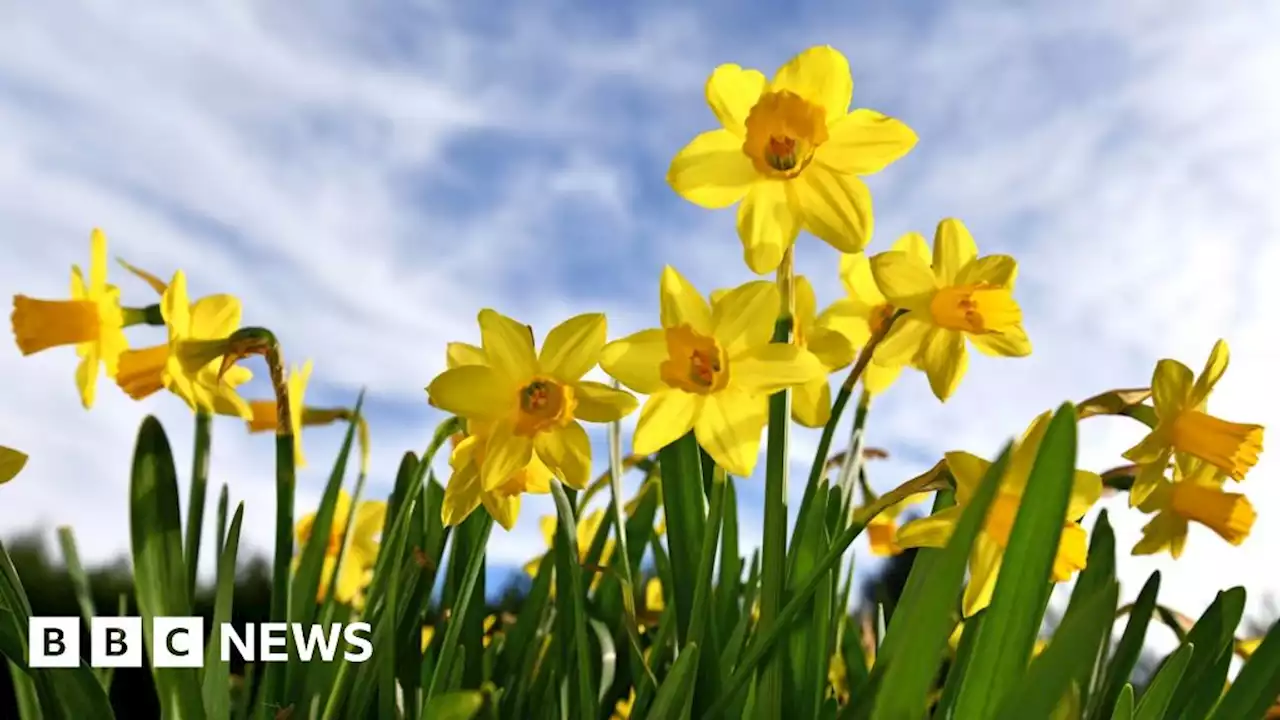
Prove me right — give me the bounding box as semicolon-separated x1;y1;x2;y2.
667;129;758;209
694;387;767;477
806;326;855;370
793;275;817;330
161;271;191;337
863;360;905;395
711;280;779;358
817;109;918;175
1151;359;1193;418
1127;456;1170;508
795;164;873;254
1190;339;1229;408
1067;470;1103;520
480;422;534;492
770;45;852;121
190;294;242;340
737;181;800;275
874;313;929;366
732;343;825;395
920;328;968;401
943;451;992;506
839;251;883;303
75;349;99;410
481;491;521;531
0;446;28;484
479;309;538;382
816;297;872;349
573;380;637;423
534;423;592;490
955;254;1018;288
446;342;487;369
1051;522;1089;582
970;326;1032;357
353;501;387;558
659;266;713;334
869;251;936;310
427;365;515;420
962;534;1003;617
89;228;108;292
706;64;768;136
600;329;667;395
523;452;555;494
895;506;962;548
792;376;831;428
540;313;606;382
932;219;978;286
633;390;699;457
1131;511;1187;559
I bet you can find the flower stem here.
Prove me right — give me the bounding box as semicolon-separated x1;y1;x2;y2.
121;304;165;327
183;410;212;598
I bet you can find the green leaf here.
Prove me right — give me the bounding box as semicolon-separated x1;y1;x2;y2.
657;432;707;646
687;473;725;716
551;479;598;719
184;410;213;598
259;429;299;716
716;477;742;637
649;643;700;719
936;611;984;719
129;415;206;720
424;690;486;720
204;503;244;720
1167;587;1245;718
1209;618;1280;720
953;404;1081;719
55;527;107;689
757;315;793;720
871;444;1013;720
214;484;230;559
425;510;494;705
1112;684;1134;720
875;482;955;662
1065;509;1117;712
994;581;1120;720
1089;571;1160;720
1133;644;1194;720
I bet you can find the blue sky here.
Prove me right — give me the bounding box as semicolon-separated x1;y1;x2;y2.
3;0;1279;642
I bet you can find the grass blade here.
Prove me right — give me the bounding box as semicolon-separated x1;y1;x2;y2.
1134;644;1194;720
204;502;244;720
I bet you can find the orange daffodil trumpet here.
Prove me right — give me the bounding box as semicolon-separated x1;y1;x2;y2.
868;218;1031;402
667;46;917;275
600;266;825;476
426;310;637;529
1122;339;1264;506
10;229;128;409
895;412;1102;616
1131;454;1256;559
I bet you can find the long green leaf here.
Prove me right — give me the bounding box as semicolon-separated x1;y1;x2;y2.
258;429;297;718
1112;684;1134;720
657;432;706;646
1209;618;1280;720
203;503;244;720
687;472;725;716
936;611;984;719
1089;571;1161;720
757;316;792;720
953;404;1080;719
425;512;494;704
185;410;213;598
551;479;597;719
1133;644;1194;720
55;527;106;689
1168;587;1245;719
649;644;700;719
1065;509;1117;712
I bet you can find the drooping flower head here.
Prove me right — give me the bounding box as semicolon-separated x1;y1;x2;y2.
294;490;386;605
442;421;553;531
11;229;128;409
869;218;1031;402
895;412;1101;616
601;266;825;476
426;310;637;492
1123;340;1264;506
668;46;917;274
246;360;314;468
1131;454;1256;559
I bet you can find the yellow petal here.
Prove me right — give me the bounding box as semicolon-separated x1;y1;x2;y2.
161;270;192;338
600;329;667;395
874;313;929;366
792;376;831;428
838;252;884;304
539;515;557;547
815;297;872;350
660;266;713;334
540;313;605;383
76;348;99;410
573;381;637;423
89;228;108;293
481;491;522;531
1051;523;1089;581
522;451;555;494
633;390;699;456
1151;360;1193;419
0;446;29;484
480;422;534;492
969;325;1032;357
770;45;852;121
732;344;825;395
694;387;768;476
534;423;593;490
895;506;962;548
863;360;905;395
817;109;917;175
737;181;800;275
706;64;768;136
869;251;936;310
190;294;242;340
932;219;978;286
1131;511;1188;559
667;129;758;209
919;328;968;401
352;501;386;558
962;534;1003;617
117;257;169;295
479;309;537;382
427;365;515;420
1189;339;1229;408
446;342;487;369
955;255;1018;288
1067;470;1103;520
944;451;993;506
711;280;779;358
793;276;817;330
795;164;873;254
806;326;855;370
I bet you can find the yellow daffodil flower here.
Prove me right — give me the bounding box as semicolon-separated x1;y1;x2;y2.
422;616;501;652
246;360;314;468
115;271;254;419
613;688;635;719
1123;339;1264;506
442;422;553;531
896;412;1101;616
1131;455;1256;558
421;626;434;652
868;219;1030;402
294;490;386;605
0;445;28;484
600;266;825;476
1236;636;1263;660
427;310;637;491
949;621;1048;657
11;228;128;409
865;492;929;557
668;46;917;274
524;510;615;592
645;577;665;613
824;233;933;395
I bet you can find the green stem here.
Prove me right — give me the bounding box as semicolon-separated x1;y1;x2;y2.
121;303;165;327
184;410;212;598
424;513;494;704
657;432;707;645
687;468;726;714
606;379;636;607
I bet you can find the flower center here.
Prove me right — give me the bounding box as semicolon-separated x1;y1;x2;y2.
743;90;829;178
928;283;1021;335
11;296;101;355
868;303;896;337
659;324;729;394
1169;481;1256;544
515;378;576;436
1169;410;1264;481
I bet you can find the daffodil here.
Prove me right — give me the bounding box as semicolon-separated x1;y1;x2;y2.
601;266;825;476
667;46;917;274
246;360;314;468
0;445;28;484
294;490;386;605
11;228;128;409
115;271;254;419
1236;636;1263;660
864;492;929;557
645;577;665;613
896;412;1101;616
868;219;1030;402
828;653;850;705
442;422;553;531
524;510;615;592
824;232;933;395
613;688;635;719
1131;455;1256;558
421;626;434;652
427;310;637;491
1123;339;1264;506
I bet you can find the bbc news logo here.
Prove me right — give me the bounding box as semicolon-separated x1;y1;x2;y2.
28;617;373;668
